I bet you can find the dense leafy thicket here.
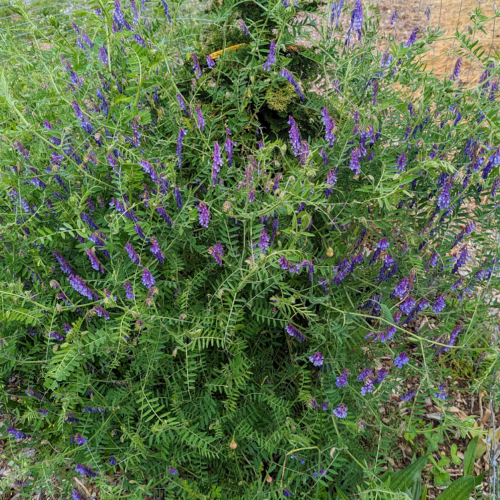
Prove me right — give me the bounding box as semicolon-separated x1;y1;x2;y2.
0;0;499;498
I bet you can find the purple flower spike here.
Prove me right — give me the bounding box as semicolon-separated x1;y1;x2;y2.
206;54;215;68
142;268;156;288
209;242;224;265
70;433;88;446
451;58;463;81
54;251;73;274
225;136;236;167
177;94;189;116
434;383;447;400
400;295;416;315
280;68;304;100
375;368;388;384
99;46;109;65
320;107;336;147
196;106;206;130
212;142;223;185
85;248;104;273
197;202;211;228
325;169;338;199
432;293;446;314
350;148;361;175
394;352;409;368
124;282;134;300
177;128;186;168
109;456;117;466
390;10;398;25
393;278;409;299
396;152;407;172
150;236;165;263
285;324;305;342
161;0;172;22
173;187;183;209
258;227;270;252
72;489;87;500
309;351;324;367
401;389;416;402
263;40;277;71
283;489;291;498
192;53;201;79
125;242;140;264
81;212;99;230
134;224;146;239
239;20;249;35
452;245;470;274
333;403;348;418
75;464;97;478
7;427;27;440
404;28;418;47
168;465;178;476
336;369;349;388
68;275;94;300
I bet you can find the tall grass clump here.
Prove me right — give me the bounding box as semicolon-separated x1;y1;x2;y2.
0;0;499;498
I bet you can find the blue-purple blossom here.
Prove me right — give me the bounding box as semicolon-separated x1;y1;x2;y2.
156;207;172;226
280;68;304;100
346;0;363;44
239;20;249;35
336;369;348;388
263;40;277;71
206;54;215;68
192;53;201;79
350;148;361;175
258;228;270;251
325;169;338;199
401;389;416;402
452;245;470;274
361;376;373;395
68;275;94;300
161;0;172;22
133;34;146;47
54;251;73;274
72;489;87;500
432;293;446;314
404;28;418;47
177;94;188;116
142;268;156;288
197;202;211;228
72;101;93;134
196;106;206;130
7;427;27;440
437;181;451;210
309;351;324;367
75;464;97;478
168;465;178;475
124;282;134;300
313;469;327;478
434;384;447;400
212;142;223;185
150;236;164;263
225;135;236;167
285;324;305;342
209;242;224;265
287;115;303;158
333;403;348;418
393;277;409;299
125;242;140;264
400;295;416;315
70;433;88;446
396;152;407;172
357;367;372;382
85;248;104;273
492;177;500;197
390;10;398;25
177;128;186;168
283;489;291;498
375;368;388;384
394;352;409;368
109;456;117;466
451;58;463;81
25;387;44;400
320;107;336;148
426;251;439;271
416;298;429;312
81;212;98;230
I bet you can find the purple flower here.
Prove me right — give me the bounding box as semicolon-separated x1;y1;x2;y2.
125;242;140;264
279;256;289;270
192;53;201;79
168;465;178;476
432;293;446;313
124;282;134;300
492;177;500;198
426;251;439;271
139;159;158;182
404;28;418;47
73;488;88;500
99;46;109;65
177;94;188;116
225;135;236;167
346;0;363;44
375;368;388;384
309;398;318;410
321;401;328;411
257;227;270;252
142;268;156;288
93;305;110;320
333;403;348;418
75;464;97;478
134;224;146;239
451;58;463;81
291;455;304;464
438;325;462;354
465;221;476;236
401;389;416;402
156;207;173;226
172;187;184;209
263;40;277;71
390;10;398;25
280;68;304;100
309;351;324;367
239;20;249;35
416;298;429;312
7;427;27;440
357;367;372;382
400;295;416;315
378;238;390;251
68;275;94;300
320;107;336;148
336;369;348;388
109;456;117;466
212;142;223;185
393;277;409;299
248;188;256;203
54;251;73;274
434;383;447;400
81;212;99;230
287;116;303;158
72;101;93;134
313;469;327;478
361;376;373;395
285;324;305;342
197;202;211;228
350;148;361;175
133;34;146;47
161;0;172;22
85;248;104;273
283;489;291;498
320;148;328;166
196;106;206;130
206;54;215;68
325;169;338;199
150;236;165;263
452;245;470;274
396;152;407;172
394;352;409;368
70;433;88;446
209;242;224;265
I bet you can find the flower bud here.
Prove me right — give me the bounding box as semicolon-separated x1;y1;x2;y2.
326;247;334;257
230;439;237;449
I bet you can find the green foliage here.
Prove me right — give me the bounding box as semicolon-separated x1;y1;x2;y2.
0;0;499;499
